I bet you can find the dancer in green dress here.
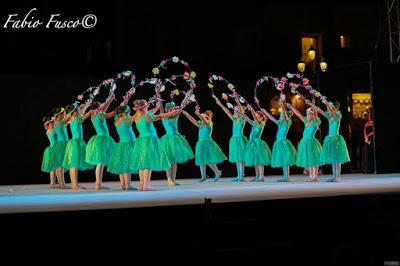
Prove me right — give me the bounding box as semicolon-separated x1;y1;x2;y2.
62;103;92;190
41;117;57;188
214;97;248;182
107;105;137;190
160;102;194;186
85;94;116;190
261;101;297;182
182;109;226;182
129;99;180;191
52;107;70;189
287;102;322;182
305;99;350;182
238;104;271;182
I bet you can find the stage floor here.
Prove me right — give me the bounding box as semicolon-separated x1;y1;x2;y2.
1;173;400;214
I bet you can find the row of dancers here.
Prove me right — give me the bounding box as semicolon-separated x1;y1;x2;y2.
41;91;350;191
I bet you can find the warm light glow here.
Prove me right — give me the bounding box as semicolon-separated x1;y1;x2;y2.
320;61;328;72
307;46;316;61
297;62;306;73
296;95;301;99
352;93;372;119
340;34;350;48
301;37;317;63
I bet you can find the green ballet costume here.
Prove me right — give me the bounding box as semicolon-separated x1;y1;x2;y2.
41;129;57;173
296;117;322;168
320;111;350;164
107;115;137;174
271;119;297;168
63;115;92;170
244;121;271;167
161;116;194;164
52;119;69;169
195;121;227;166
129;113;170;171
228;116;248;163
85;112;116;166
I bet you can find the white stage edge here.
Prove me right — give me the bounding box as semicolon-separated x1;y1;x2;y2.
1;174;400;214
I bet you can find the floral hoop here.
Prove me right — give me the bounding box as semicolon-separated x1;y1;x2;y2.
207;75;246;110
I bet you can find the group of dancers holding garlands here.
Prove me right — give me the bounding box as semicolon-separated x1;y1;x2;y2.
41;56;350;191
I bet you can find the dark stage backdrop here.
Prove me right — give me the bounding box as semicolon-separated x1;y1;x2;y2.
373;64;400;174
0;1;396;184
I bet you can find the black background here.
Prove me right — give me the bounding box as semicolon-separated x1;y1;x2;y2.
0;0;398;185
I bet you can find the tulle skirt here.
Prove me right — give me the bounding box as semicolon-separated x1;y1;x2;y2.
85;135;116;166
296;137;322;168
244;139;272;167
320;134;350;164
271;139;297;168
52;141;68;169
129;136;171;171
41;146;54;173
195;138;227;166
63;139;92;170
161;134;194;164
228;134;248;163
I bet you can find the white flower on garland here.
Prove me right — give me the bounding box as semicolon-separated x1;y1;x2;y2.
172;56;180;63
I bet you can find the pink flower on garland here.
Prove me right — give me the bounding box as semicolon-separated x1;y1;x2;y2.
131;75;136;81
305;85;312;91
273;78;279;83
263;76;269;81
296;74;301;78
256;81;260;87
117;73;122;79
276;83;285;91
161;60;167;65
171;75;177;81
190;83;196;89
280;93;286;101
139;81;144;86
281;77;288;83
302;78;309;85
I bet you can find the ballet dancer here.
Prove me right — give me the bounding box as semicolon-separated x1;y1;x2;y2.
41;116;58;188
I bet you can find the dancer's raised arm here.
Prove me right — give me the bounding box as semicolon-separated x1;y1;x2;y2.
321;98;336;115
155;108;181;121
247;104;262;123
286;102;304;121
195;109;211;125
305;99;325;116
260;108;278;124
235;109;253;124
182;110;199;127
100;93;115;113
214;96;233;119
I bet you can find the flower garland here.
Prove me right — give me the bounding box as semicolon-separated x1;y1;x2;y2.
285;72;326;100
253;74;286;107
207;75;246;109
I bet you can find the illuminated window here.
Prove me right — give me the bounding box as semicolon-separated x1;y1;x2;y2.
352;93;372;119
339;34;350;48
301;36;317;63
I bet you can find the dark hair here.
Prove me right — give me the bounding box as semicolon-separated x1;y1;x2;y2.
115;105;128;116
52;107;63;116
42;116;51;124
334;101;340;109
133;99;146;109
89;101;101;110
64;104;75;114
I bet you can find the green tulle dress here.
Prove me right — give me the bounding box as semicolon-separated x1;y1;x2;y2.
41;129;57;173
85;112;116;166
228;116;248;163
296;117;322;168
195;121;227;166
129;113;171;171
320;111;350;164
271;119;297;168
244;121;271;167
161;116;194;164
107;115;137;174
63;115;92;171
52;119;69;169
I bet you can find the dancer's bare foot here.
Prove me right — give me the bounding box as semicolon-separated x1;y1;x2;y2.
71;184;86;190
95;184;110;190
142;186;156;191
58;184;71;189
168;181;177;186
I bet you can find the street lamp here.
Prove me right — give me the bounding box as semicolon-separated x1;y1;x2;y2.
307;46;316;61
